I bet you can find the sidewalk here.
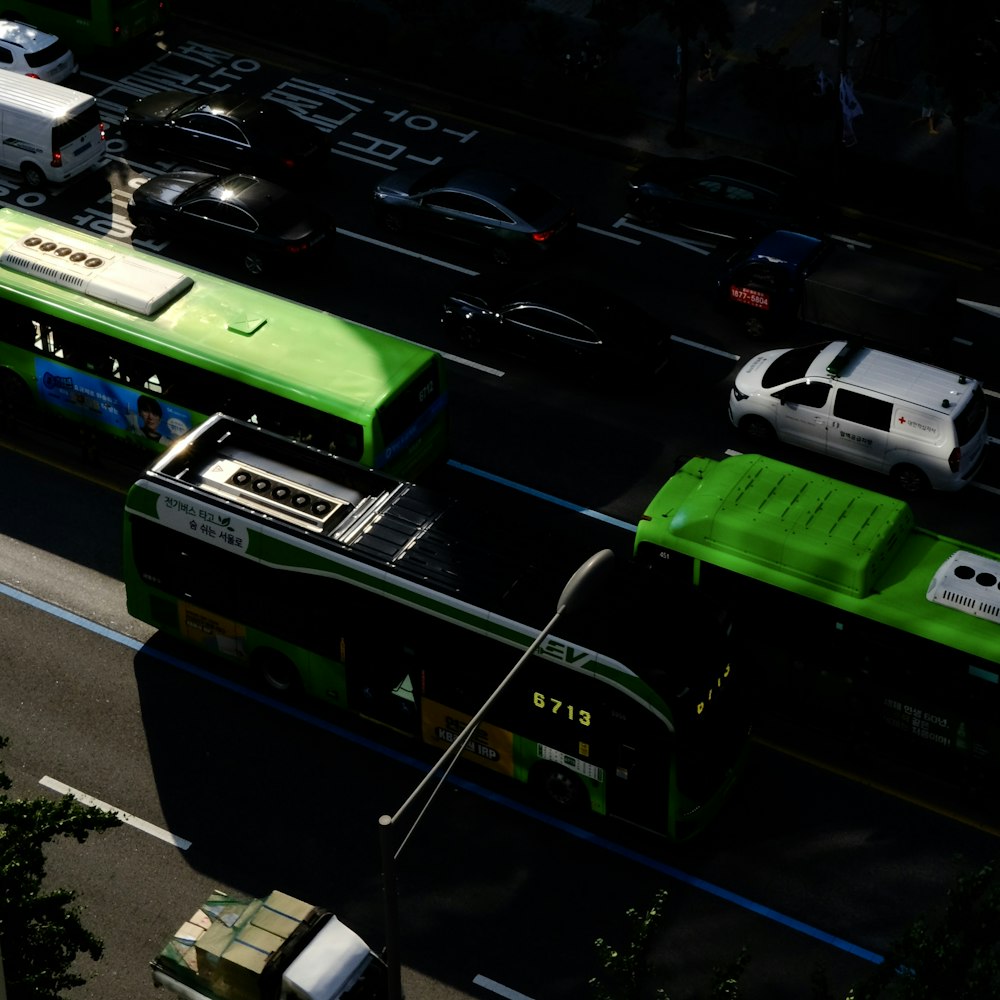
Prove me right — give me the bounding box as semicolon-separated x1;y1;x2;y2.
527;0;1000;243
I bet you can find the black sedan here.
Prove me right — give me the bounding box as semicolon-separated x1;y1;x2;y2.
373;165;576;265
120;90;330;182
442;275;670;377
127;171;336;276
626;155;816;238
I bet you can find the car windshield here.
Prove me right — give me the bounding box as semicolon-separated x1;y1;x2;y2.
760;342;830;388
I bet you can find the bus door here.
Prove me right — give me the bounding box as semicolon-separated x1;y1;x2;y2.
604;695;670;832
343;636;421;737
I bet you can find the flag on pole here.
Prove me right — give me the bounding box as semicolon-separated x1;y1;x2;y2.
840;73;863;146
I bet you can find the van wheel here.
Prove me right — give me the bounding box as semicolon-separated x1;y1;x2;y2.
739;415;775;444
20;163;46;190
532;762;587;812
892;464;930;494
253;648;301;696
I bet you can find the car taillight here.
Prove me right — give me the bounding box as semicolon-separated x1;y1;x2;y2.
100;122;107;142
949;447;961;473
51;150;63;169
26;73;40;79
286;241;310;254
281;157;296;170
533;229;555;243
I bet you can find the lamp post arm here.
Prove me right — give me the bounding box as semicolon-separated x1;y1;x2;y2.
389;606;562;835
379;548;615;1000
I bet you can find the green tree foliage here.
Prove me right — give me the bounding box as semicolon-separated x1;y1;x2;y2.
589;888;750;999
848;860;1000;1000
649;0;733;144
0;735;121;999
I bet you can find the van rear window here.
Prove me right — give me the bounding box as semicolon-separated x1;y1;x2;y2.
955;385;988;445
53;104;100;148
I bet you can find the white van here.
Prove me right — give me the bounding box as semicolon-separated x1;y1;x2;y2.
0;74;105;187
729;339;989;492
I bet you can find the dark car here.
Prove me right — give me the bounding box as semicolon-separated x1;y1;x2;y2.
442;275;669;376
626;155;815;238
127;170;336;276
373;165;576;265
120;90;330;182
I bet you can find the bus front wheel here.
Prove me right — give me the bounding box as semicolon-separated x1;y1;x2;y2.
532;762;586;812
253;648;301;696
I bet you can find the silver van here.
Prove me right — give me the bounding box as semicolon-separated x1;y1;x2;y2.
0;74;105;187
729;340;989;492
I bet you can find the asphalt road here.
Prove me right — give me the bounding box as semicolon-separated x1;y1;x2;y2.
2;22;1000;1000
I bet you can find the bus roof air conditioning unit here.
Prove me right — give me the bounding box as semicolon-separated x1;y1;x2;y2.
198;458;352;533
926;550;1000;625
0;229;193;315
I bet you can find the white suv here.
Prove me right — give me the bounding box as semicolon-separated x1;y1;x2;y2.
729;340;989;492
0;19;77;83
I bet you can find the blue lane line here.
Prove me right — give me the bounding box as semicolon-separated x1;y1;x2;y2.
1;582;883;967
446;459;638;534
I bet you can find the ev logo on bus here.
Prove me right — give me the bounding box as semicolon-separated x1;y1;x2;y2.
697;663;732;715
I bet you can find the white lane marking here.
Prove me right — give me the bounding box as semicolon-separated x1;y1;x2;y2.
579;222;641;244
612;218;717;254
670;334;741;360
39;776;191;850
331;148;395;169
334;228;480;274
473;975;535;999
960;298;1000;320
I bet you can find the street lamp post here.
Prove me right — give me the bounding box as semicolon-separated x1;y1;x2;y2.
378;548;615;1000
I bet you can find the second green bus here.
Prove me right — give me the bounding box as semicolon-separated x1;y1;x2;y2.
0;208;448;478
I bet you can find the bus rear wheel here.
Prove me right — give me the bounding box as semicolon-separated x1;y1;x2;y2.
253;648;301;696
0;368;32;430
532;762;586;812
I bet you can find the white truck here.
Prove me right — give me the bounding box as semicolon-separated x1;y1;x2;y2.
151;889;387;1000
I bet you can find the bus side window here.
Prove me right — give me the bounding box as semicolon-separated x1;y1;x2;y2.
0;306;39;350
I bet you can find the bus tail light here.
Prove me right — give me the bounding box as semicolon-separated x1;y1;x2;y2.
949;447;961;473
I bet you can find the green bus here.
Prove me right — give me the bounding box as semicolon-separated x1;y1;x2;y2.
1;0;165;53
636;452;1000;769
123;414;750;842
0;208;448;478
